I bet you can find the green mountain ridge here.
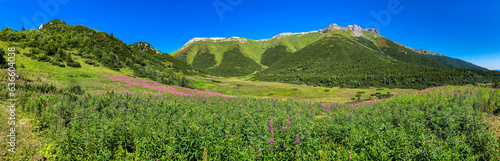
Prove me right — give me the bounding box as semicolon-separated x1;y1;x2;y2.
255;31;500;88
0;19;196;88
171;23;499;88
172;24;489;78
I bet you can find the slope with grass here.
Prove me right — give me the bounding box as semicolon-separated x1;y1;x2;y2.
172;23;498;88
254;31;500;89
171;31;324;76
0;19;196;88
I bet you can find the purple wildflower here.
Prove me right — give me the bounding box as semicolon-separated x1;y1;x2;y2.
295;134;300;144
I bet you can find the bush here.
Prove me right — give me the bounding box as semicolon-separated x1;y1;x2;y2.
66;62;81;68
210;80;222;83
84;60;96;65
37;54;50;62
62;84;85;95
51;61;66;67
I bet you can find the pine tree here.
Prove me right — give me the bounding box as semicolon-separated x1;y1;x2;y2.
0;48;8;67
22;25;25;31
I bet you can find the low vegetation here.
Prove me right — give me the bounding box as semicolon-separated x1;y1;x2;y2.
8;83;500;160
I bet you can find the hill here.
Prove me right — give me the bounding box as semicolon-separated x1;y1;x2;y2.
0;19;196;88
397;44;488;70
255;30;500;89
171;30;324;76
172;23;500;88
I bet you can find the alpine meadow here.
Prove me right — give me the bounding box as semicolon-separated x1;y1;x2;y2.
1;0;500;160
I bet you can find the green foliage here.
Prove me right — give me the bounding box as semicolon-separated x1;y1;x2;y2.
0;20;196;88
426;55;488;70
84;59;97;66
15;85;499;160
192;49;216;70
208;46;261;77
62;84;85;95
66;62;81;68
255;33;500;89
50;61;66;67
0;47;7;68
261;44;292;66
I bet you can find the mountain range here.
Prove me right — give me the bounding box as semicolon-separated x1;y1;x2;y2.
1;20;498;89
171;23;496;88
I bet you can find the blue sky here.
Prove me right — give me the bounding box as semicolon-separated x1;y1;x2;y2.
1;0;500;69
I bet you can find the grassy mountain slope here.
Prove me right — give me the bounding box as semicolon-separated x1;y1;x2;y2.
425;54;488;70
171;23;498;88
396;44;488;70
255;32;500;89
207;45;261;77
0;19;196;88
171;32;323;76
261;43;293;66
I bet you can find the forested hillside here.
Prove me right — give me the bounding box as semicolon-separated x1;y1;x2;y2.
0;20;196;88
255;32;500;89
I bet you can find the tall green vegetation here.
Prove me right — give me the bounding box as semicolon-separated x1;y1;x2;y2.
261;44;292;66
191;47;217;70
208;45;261;77
15;84;500;160
0;47;7;68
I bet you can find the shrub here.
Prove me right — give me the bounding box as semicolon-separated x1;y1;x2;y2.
66;62;81;68
84;60;96;65
51;61;66;67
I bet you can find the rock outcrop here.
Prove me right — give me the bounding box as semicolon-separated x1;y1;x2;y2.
320;24;379;38
130;42;162;54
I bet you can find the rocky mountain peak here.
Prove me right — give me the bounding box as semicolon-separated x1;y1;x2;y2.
130;42;162;54
320;24;380;38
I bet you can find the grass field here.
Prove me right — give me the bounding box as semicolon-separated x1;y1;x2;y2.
192;76;416;102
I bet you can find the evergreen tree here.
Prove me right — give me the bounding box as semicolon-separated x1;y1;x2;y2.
0;48;7;67
22;25;25;31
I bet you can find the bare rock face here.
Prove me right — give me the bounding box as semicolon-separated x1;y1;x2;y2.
320;23;346;34
131;42;162;54
320;24;379;38
347;25;364;37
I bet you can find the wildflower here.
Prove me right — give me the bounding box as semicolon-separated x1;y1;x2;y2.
295;134;300;144
269;119;274;132
270;138;274;147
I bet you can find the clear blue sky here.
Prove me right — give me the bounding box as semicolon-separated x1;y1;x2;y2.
1;0;500;69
